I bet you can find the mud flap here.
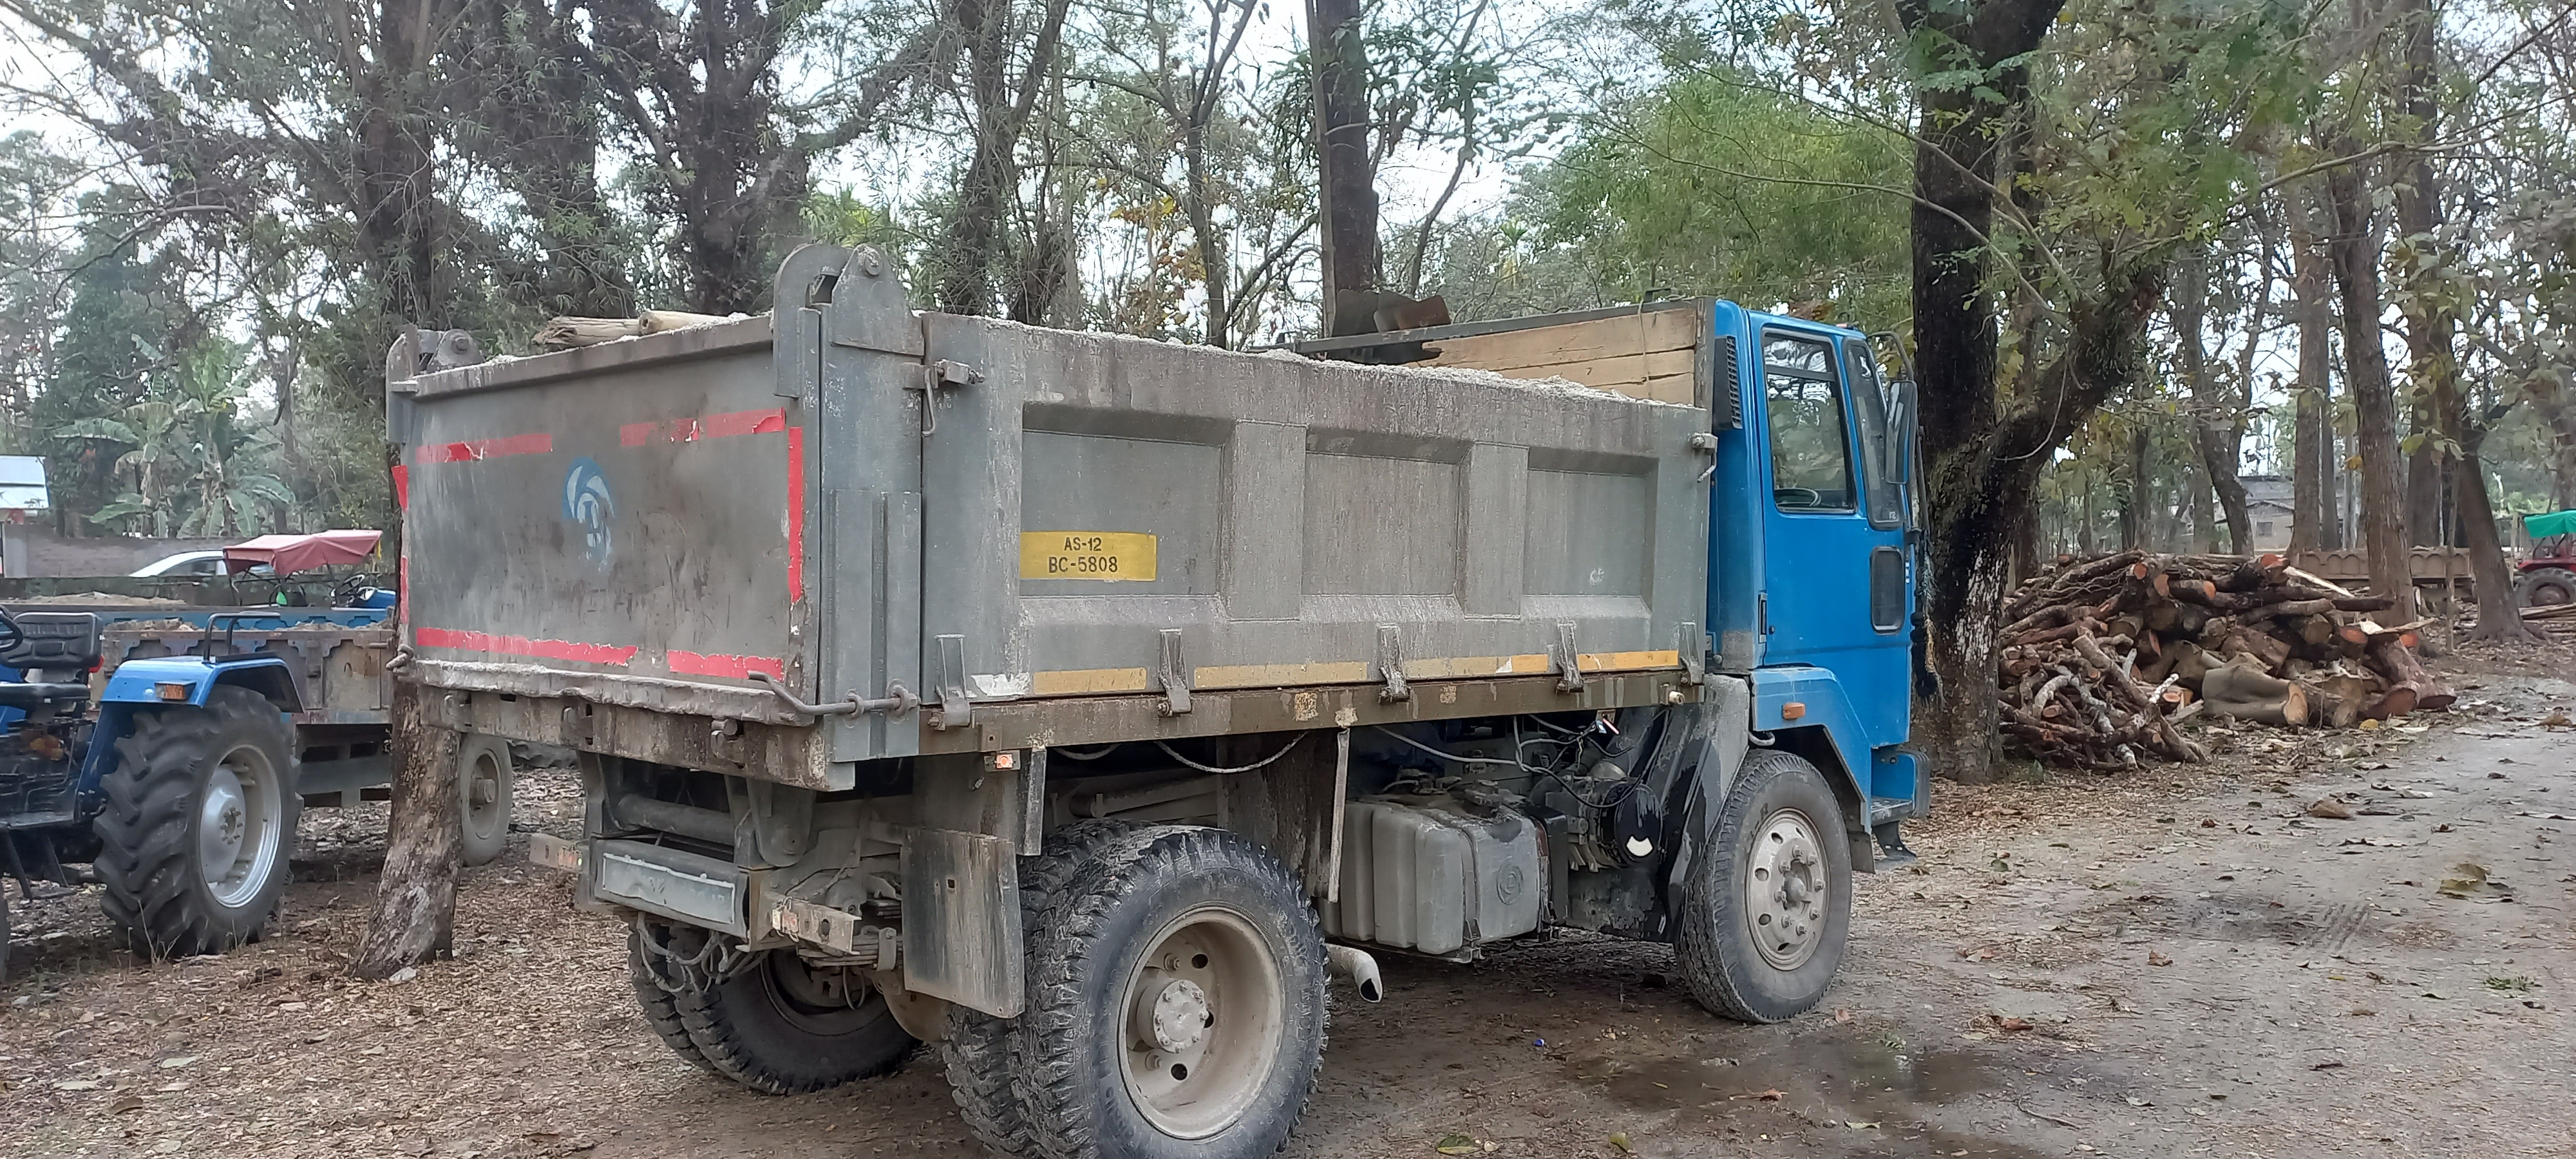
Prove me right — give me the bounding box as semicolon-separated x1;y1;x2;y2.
900;827;1025;1017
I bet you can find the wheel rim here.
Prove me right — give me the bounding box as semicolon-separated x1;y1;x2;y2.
466;748;504;836
756;951;882;1036
1744;807;1828;971
1115;905;1285;1140
199;742;284;909
2537;581;2574;608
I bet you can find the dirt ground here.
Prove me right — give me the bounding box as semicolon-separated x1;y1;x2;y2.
5;659;2570;1159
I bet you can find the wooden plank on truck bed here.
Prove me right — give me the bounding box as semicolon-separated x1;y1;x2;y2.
1425;309;1701;370
1425;312;1702;400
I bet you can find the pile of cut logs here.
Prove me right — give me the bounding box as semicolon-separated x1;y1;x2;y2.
1998;551;2454;769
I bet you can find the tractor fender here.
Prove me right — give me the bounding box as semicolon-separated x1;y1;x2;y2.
101;655;301;714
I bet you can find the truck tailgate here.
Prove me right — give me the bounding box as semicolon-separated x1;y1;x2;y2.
401;317;810;708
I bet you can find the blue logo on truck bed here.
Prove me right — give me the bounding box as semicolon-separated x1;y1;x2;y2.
563;457;615;563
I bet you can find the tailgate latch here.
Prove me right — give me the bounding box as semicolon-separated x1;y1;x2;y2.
908;359;981;435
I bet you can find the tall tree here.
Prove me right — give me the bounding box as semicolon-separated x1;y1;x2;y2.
2286;180;2339;552
1306;0;1379;334
2324;149;2415;618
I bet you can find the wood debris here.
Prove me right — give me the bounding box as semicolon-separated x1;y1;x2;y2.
1997;551;2454;768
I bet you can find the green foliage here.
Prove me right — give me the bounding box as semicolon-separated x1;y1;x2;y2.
52;339;292;537
1430;72;1911;328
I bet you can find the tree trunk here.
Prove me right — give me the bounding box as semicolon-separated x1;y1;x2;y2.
2118;424;2148;551
2286;182;2335;554
1902;0;2075;785
2323;149;2414;618
352;679;460;977
2173;252;2249;553
1306;0;1379;335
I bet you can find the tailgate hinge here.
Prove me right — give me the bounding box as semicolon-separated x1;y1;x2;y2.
929;634;972;728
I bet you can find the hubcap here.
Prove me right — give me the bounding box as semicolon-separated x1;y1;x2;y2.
199;744;283;909
1744;808;1828;970
468;750;502;820
1117;907;1284;1140
759;952;880;1037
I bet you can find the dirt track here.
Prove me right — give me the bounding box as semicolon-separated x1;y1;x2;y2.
5;668;2570;1158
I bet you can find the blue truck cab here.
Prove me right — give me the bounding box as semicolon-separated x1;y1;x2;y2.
1707;305;1923;854
1304;298;1923;861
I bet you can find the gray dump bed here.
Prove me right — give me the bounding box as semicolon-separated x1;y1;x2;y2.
399;246;1712;787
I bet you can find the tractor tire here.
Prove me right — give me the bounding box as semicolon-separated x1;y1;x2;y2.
93;686;300;960
1012;825;1327;1159
2515;567;2576;610
455;733;515;867
1672;749;1853;1024
627;919;719;1074
672;943;916;1095
943;818;1140;1157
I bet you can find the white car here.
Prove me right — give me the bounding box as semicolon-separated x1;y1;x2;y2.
129;551;269;578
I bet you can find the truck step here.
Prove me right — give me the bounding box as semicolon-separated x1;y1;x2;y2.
1866;796;1913;827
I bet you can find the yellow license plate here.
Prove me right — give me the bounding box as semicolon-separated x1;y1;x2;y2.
1020;532;1157;581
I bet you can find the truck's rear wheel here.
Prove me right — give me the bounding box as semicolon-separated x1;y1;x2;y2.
627;919;717;1073
93;687;299;959
455;733;514;867
1014;825;1326;1159
2515;567;2576;610
1673;749;1853;1024
671;943;916;1094
944;818;1137;1156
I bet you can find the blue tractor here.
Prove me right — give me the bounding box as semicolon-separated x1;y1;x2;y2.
0;607;308;979
0;545;511;983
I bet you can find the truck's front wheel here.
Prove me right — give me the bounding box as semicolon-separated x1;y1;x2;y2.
93;687;299;959
1014;825;1327;1159
667;941;916;1094
1673;749;1853;1023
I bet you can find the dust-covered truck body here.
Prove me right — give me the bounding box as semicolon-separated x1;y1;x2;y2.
397;245;1922;1158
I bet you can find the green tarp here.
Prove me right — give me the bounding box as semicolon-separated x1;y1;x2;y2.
2525;509;2576;540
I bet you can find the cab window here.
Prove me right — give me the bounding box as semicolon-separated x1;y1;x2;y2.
1842;339;1902;529
1762;332;1853;511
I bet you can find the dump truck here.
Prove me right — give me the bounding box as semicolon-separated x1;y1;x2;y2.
393;245;1922;1158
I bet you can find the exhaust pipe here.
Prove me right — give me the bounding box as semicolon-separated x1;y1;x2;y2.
1326;944;1384;1003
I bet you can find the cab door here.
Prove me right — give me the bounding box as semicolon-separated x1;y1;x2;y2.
1752;326;1911;741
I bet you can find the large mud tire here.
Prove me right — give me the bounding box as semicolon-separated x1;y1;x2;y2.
93;687;299;959
1013;825;1327;1159
627;920;717;1073
455;733;514;867
672;944;916;1095
1672;749;1853;1024
2514;567;2576;610
943;818;1139;1156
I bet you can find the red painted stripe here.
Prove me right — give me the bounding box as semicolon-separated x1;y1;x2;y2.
415;626;638;666
667;650;786;680
786;426;806;603
391;464;410;507
415;432;553;463
620;408;788;447
707;408;788;438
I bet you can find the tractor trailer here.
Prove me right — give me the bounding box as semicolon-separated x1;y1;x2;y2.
393;245;1924;1158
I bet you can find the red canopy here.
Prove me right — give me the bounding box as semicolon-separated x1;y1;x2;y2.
223;529;384;575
